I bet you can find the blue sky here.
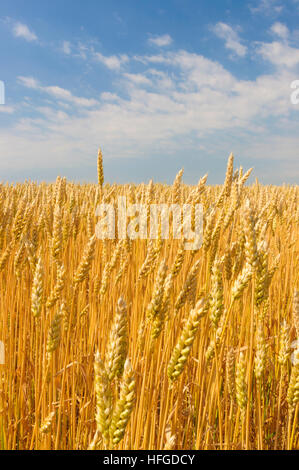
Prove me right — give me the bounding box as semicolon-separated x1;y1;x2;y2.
0;0;299;184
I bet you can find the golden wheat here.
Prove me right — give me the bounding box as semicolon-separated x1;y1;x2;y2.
0;151;298;451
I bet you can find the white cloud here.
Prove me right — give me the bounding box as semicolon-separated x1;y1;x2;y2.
257;41;299;67
0;106;14;114
17;76;39;89
2;34;299;182
147;69;174;90
123;73;152;86
18;76;98;107
250;0;283;14
12;22;37;42
10;50;296;160
270;22;289;39
94;52;129;70
139;51;236;90
255;22;299;67
148;34;173;47
212;23;247;57
62;41;71;54
100;92;120;102
77;43;89;60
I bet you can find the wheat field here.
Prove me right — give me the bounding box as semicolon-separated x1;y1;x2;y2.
0;151;298;450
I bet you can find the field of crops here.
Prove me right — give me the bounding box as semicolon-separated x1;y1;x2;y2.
0;151;298;450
